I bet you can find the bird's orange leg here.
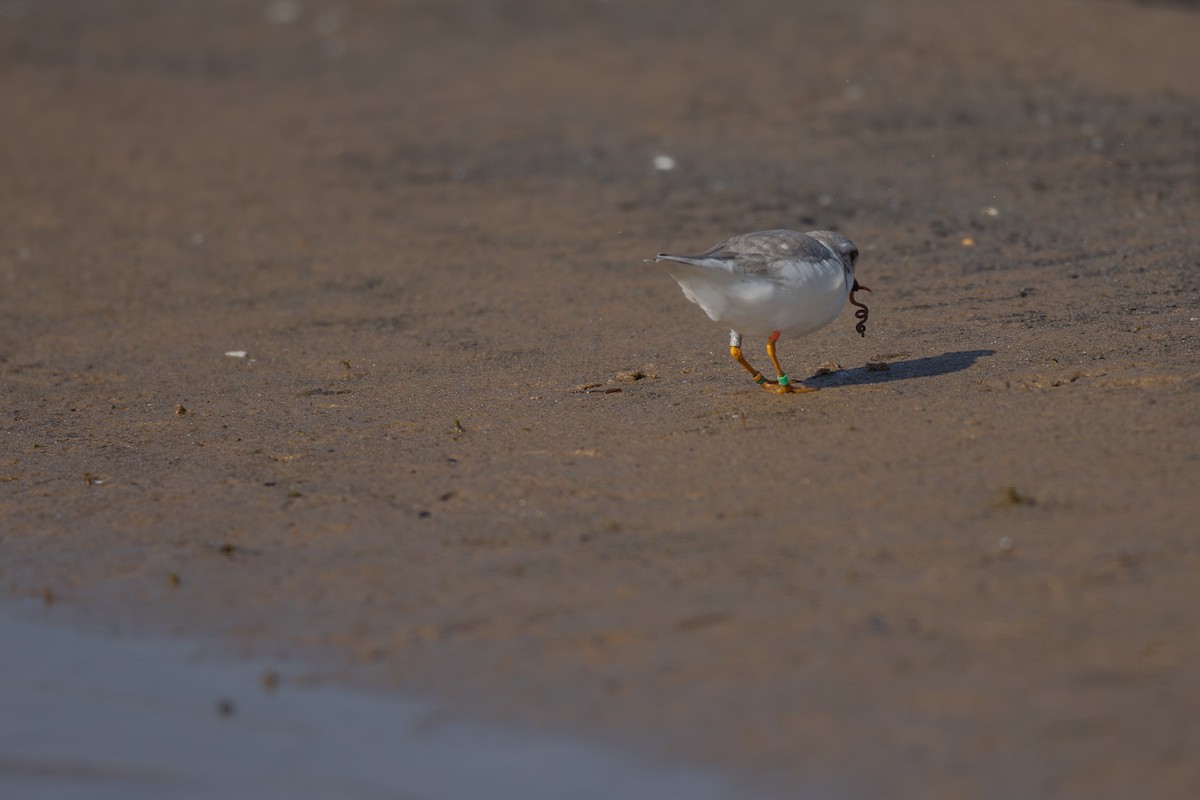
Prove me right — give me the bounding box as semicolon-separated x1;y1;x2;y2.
728;331;776;388
730;345;777;387
765;330;816;395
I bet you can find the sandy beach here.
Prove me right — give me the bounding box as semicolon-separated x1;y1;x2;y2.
3;1;1199;797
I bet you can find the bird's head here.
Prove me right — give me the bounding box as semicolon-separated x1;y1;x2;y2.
808;230;859;273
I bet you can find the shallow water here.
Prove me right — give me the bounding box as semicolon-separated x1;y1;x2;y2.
0;609;760;800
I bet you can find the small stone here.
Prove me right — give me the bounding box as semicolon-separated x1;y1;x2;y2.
995;486;1035;507
652;154;676;171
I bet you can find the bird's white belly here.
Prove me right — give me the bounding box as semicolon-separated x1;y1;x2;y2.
674;265;848;338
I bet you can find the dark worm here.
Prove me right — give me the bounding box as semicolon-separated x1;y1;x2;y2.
849;280;871;337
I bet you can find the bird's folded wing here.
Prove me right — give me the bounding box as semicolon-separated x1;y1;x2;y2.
648;252;771;276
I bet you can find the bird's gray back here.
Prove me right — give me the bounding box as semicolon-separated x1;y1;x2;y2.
689;230;837;278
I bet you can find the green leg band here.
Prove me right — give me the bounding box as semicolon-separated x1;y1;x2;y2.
777;374;790;386
753;374;766;384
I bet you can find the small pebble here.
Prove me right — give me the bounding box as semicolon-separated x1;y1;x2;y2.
995;485;1036;507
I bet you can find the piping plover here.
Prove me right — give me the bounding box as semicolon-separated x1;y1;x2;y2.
648;229;870;393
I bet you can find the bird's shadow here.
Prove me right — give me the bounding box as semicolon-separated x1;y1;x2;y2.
802;349;996;388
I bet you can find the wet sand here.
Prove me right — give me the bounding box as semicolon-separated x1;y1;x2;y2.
0;609;753;799
3;1;1199;797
